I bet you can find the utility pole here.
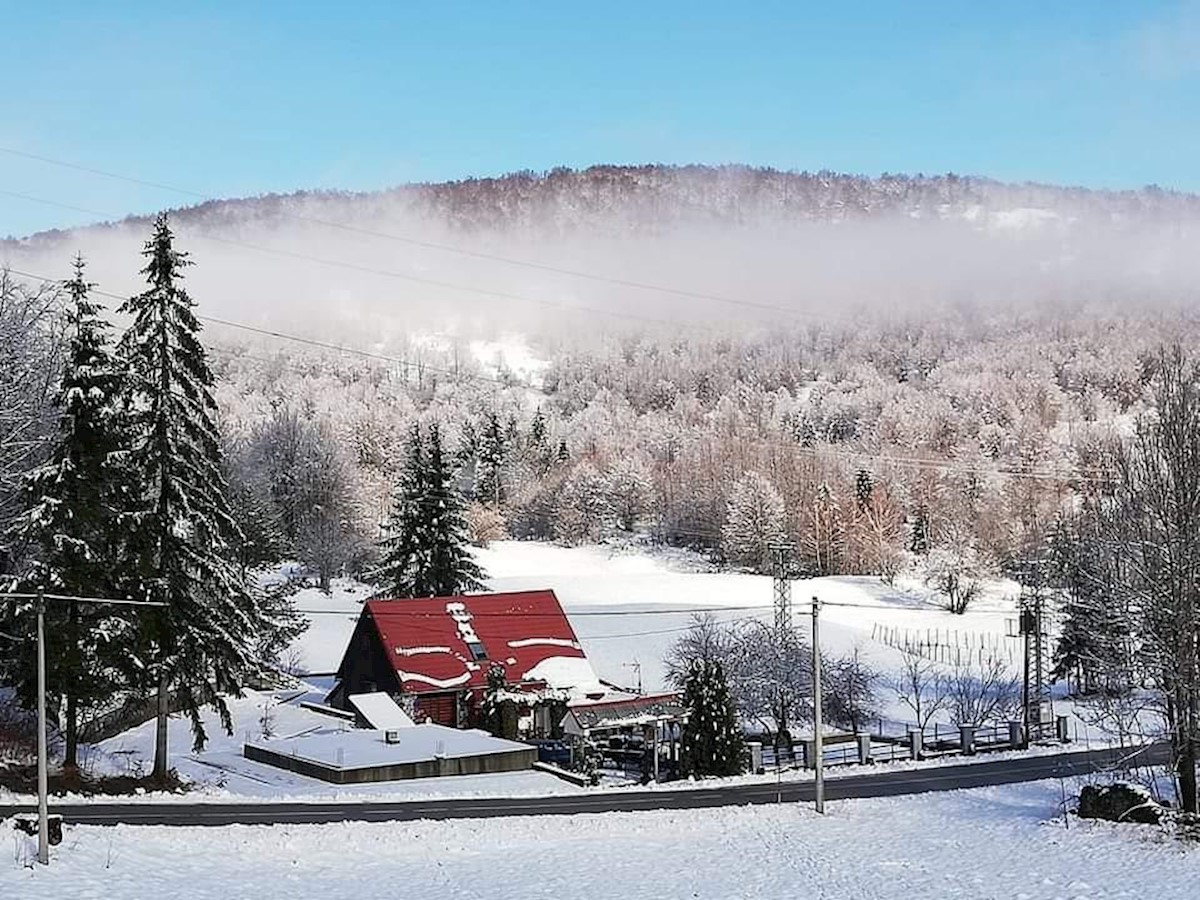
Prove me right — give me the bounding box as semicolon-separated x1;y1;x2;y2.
35;588;48;865
1017;587;1050;744
1;590;166;867
771;542;794;755
812;594;825;814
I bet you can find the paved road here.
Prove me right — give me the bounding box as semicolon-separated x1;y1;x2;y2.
1;743;1169;827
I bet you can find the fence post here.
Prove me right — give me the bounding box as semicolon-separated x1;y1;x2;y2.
857;733;872;765
908;728;923;760
1008;720;1024;749
803;739;817;770
959;724;977;756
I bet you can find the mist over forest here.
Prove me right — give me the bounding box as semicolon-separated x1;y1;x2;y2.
5;163;1200;585
7;164;1200;342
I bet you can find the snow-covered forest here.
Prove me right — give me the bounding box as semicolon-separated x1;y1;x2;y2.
4;164;1200;805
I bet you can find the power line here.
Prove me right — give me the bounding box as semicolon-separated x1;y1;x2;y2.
295;603;776;618
2;263;1111;485
0;147;823;320
0;191;679;329
2;264;517;388
294;598;1006;618
0;189;717;329
0;591;166;607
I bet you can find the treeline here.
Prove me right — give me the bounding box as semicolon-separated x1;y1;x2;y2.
15;164;1198;249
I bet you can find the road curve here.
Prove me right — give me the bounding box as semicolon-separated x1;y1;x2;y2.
0;743;1169;827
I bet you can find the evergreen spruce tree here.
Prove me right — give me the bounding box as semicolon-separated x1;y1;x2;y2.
854;468;874;512
371;423;427;597
372;422;485;598
910;504;930;555
3;256;131;772
118;214;271;781
680;658;746;778
477;412;506;505
423;422;485;595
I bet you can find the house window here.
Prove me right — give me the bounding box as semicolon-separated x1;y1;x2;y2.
467;641;487;661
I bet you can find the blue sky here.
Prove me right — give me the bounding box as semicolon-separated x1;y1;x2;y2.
2;1;1199;236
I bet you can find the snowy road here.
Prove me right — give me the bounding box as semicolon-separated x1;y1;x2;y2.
5;778;1193;900
0;743;1168;827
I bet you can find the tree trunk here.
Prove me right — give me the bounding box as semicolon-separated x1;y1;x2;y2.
1178;740;1197;814
152;665;170;783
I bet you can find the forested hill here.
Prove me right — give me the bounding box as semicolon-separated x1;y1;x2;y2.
9;164;1200;248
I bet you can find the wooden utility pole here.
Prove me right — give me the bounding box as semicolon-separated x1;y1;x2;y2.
812;594;825;814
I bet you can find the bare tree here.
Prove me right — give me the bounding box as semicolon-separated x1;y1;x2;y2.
0;271;62;557
946;652;1021;725
1087;345;1200;812
666;615;812;739
664;613;732;686
892;652;952;730
823;646;881;734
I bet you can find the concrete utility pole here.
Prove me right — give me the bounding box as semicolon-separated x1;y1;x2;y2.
35;588;48;865
1;590;166;866
812;594;825;814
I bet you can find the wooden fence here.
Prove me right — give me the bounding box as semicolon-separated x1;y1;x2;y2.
872;623;1016;666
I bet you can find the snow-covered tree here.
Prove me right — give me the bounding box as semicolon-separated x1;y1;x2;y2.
924;526;995;615
0;270;61;560
1084;346;1200;812
371;421;484;598
679;657;745;778
555;461;611;545
2;257;131;771
476;412;507;506
721;471;786;572
669;616;812;742
804;482;845;575
606;456;653;531
422;422;486;595
117;214;275;781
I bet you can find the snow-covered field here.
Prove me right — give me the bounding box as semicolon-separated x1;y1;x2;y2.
295;540;1030;707
1;540;1135;803
5;780;1193;899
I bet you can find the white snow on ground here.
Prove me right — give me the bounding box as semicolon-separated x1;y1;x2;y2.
1;541;1141;804
469;333;549;385
475;540;1027;720
0;689;580;805
4;780;1194;899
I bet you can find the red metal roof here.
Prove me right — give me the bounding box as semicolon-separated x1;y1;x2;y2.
363;590;591;695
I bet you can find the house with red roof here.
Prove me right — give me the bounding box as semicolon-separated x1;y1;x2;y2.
326;590;605;732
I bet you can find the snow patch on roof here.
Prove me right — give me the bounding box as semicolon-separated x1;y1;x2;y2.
394;646;453;657
522;656;604;696
508;637;581;650
395;671;471;689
